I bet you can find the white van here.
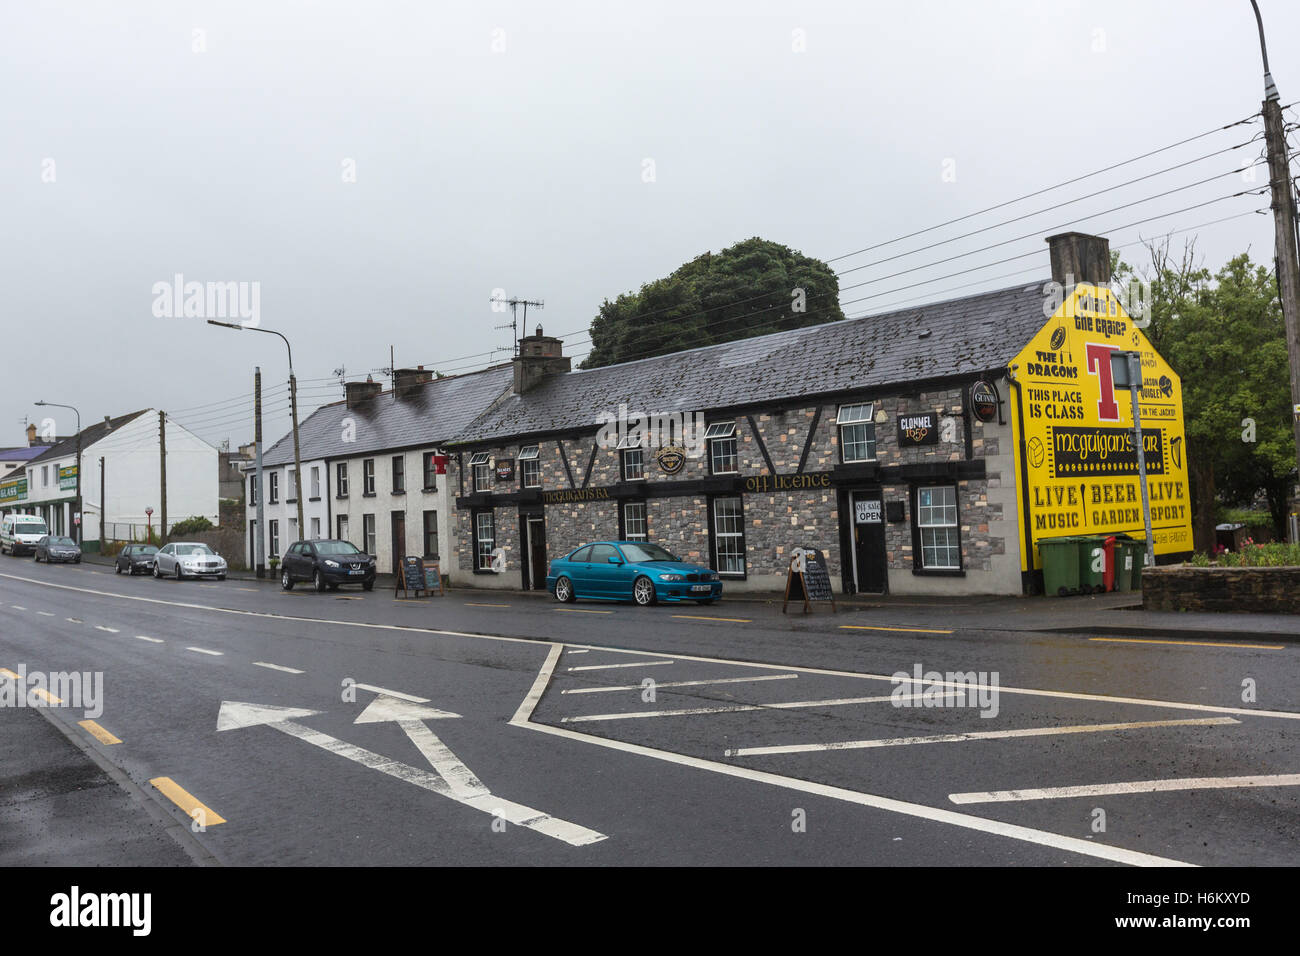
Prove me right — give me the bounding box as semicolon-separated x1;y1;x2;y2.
1;515;50;556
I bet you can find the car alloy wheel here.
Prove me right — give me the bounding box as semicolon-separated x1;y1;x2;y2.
175;565;183;581
115;563;122;574
281;569;293;591
554;576;574;603
633;576;656;606
153;565;161;578
313;570;326;593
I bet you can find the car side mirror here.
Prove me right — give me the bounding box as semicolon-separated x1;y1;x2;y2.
607;556;622;565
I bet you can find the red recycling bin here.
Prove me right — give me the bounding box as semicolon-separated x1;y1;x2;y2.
1101;535;1117;592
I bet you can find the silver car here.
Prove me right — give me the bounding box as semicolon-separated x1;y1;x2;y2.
34;535;82;564
153;542;227;580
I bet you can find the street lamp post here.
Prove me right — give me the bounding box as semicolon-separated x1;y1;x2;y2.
207;321;305;538
34;401;81;545
1110;351;1156;570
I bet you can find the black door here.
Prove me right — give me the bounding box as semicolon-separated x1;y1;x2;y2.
391;511;406;574
850;489;887;593
529;517;547;590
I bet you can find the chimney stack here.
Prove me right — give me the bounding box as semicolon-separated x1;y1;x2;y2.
345;377;383;408
512;326;570;394
26;423;37;446
393;366;435;400
1046;232;1111;288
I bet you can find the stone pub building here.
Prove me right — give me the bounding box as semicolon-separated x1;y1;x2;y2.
447;232;1190;595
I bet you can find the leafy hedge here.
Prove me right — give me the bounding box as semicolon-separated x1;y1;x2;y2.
168;516;214;536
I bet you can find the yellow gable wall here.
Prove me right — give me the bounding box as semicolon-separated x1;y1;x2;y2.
1010;284;1194;572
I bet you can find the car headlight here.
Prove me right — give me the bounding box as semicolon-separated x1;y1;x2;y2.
659;573;685;582
324;559;340;568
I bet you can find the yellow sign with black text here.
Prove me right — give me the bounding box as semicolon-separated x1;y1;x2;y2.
1010;285;1193;570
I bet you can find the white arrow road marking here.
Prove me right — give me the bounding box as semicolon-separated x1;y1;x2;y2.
217;701;605;847
949;773;1300;804
355;696;484;798
726;716;1242;757
352;683;428;703
568;660;674;671
354;695;459;723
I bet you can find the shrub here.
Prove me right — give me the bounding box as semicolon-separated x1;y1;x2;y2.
169;516;214;536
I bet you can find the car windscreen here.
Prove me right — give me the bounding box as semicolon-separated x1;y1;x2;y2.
50;537;76;546
174;544;214;555
315;541;361;555
16;522;48;535
136;546;158;554
619;543;679;563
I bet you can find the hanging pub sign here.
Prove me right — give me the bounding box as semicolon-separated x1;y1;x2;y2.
970;380;999;422
897;411;939;446
495;459;515;481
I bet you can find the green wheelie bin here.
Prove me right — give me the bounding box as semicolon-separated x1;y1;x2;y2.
1075;535;1109;594
1038;536;1081;597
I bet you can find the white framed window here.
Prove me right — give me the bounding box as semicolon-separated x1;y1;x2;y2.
286;469;297;502
310;466;320;498
337;513;348;542
712;496;746;575
363;514;376;554
475;511;496;570
269;519;280;558
336;462;349;497
707;422;738;474
837;403;877;463
917;485;960;570
519;445;541;488
363;459;375;495
248;474;258;506
621;448;644;481
310;516;320;539
623;501;647;541
269;471;279;503
469;453;491;492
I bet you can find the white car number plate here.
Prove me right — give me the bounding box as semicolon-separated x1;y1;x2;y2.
691;585;711;592
349;569;364;575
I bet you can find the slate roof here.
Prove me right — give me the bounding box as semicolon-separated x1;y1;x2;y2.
449;280;1048;445
259;365;514;467
0;446;53;461
27;410;151;465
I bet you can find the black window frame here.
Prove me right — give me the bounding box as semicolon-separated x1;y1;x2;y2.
422;510;439;559
269;471;279;504
336;462;349;498
363;459;376;497
392;455;405;494
422;452;438;492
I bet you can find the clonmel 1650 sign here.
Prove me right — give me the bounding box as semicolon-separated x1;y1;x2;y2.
1010;284;1193;569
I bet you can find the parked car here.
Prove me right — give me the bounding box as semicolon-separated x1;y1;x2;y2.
115;544;159;575
1;514;50;556
34;535;81;564
547;541;723;606
279;539;376;592
152;542;227;580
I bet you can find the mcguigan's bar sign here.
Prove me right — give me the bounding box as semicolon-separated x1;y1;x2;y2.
541;487;612;504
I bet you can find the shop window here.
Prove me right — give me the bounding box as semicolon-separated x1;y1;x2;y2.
837;403;877;463
519;445;541;488
475;511;496;570
712;496;746;576
917;485;960;570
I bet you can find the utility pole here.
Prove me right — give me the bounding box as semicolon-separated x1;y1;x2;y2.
159;410;168;539
99;456;105;553
254;366;266;578
1251;1;1300;519
289;371;304;538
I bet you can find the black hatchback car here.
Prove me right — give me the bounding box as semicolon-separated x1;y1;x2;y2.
115;544;159;575
280;539;376;592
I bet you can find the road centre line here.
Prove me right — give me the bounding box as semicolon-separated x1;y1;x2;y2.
466;602;511;607
78;719;122;745
726;716;1241;757
555;608;613;614
568;660;675;672
10;605;24;610
510;644;1194;867
672;614;753;624
66;618;82;624
5;571;1298;723
949;773;1300;805
95;625;120;633
562;693;925;722
562;674;799;694
36;611;53;616
186;647;224;656
840;625;954;635
149;777;226;826
254;662;305;674
1090;637;1286;651
135;635;164;643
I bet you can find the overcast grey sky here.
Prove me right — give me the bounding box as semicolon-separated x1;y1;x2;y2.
3;0;1297;451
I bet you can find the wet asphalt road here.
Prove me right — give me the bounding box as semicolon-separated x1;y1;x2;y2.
1;558;1297;866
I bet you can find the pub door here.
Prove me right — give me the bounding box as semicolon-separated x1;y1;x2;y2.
390;511;406;574
526;515;547;590
850;489;887;593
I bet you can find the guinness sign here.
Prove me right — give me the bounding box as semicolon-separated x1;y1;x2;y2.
970;380;999;423
656;444;686;475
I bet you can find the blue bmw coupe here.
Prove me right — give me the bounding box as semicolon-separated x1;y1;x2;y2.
547;541;723;606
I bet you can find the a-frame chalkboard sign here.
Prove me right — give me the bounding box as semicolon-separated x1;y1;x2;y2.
395;555;443;598
782;547;836;614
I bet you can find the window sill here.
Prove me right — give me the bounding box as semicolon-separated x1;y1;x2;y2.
336;494;349;500
362;493;377;498
308;497;321;502
421;486;438;493
392;490;406;496
911;567;965;577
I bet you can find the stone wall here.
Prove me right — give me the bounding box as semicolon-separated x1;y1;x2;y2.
1142;566;1300;613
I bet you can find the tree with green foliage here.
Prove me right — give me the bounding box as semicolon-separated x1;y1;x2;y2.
582;237;844;369
1114;242;1296;548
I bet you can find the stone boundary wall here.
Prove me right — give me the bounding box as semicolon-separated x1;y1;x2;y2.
1142;566;1300;613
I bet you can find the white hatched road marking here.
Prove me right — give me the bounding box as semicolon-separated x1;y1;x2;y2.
563;673;798;695
562;693;924;723
511;644;1195;867
726;717;1241;757
254;662;305;674
568;660;675;672
949;773;1300;804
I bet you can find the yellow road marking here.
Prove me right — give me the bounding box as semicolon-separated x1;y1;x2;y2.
31;688;62;704
0;667;19;680
839;624;954;634
78;720;122;745
672;614;752;623
236;587;257;592
149;777;226;826
556;608;614;614
1090;637;1286;651
466;602;511;607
